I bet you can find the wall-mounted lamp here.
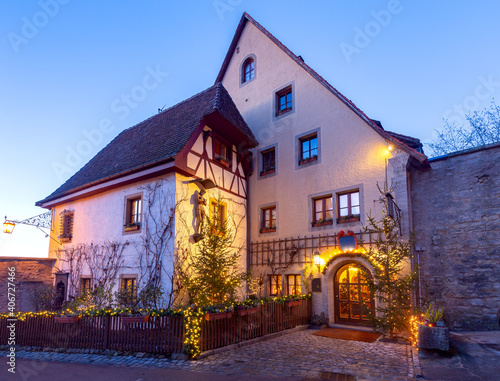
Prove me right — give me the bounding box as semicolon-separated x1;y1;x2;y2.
388;144;394;152
3;219;15;234
3;212;60;244
313;251;321;273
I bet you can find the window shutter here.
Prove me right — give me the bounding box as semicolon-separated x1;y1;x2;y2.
59;210;74;242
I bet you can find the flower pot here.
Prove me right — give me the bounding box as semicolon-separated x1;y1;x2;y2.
285;300;301;308
121;316;149;324
417;324;449;351
55;316;80;323
236;307;260;317
205;312;232;321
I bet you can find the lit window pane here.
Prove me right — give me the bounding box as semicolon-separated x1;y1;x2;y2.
351;192;359;206
325;197;333;210
340;208;348;217
325;210;333;219
339;194;348;208
352;206;360;215
315;199;323;213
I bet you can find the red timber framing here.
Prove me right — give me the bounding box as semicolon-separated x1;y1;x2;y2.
175;116;253;199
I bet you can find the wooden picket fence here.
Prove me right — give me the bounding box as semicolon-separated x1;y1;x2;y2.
201;299;311;351
0;299;311;355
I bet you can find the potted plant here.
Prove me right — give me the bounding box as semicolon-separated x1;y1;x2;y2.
55;310;80;323
417;304;449;351
204;305;233;321
309;312;328;329
124;222;140;232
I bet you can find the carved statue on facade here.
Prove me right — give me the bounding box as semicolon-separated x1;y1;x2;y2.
194;189;207;241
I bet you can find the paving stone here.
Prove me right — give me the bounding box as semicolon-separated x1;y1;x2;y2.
0;329;415;380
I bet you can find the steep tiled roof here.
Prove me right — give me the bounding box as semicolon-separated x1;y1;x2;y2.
37;83;256;205
216;13;429;166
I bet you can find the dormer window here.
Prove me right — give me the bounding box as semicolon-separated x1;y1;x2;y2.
214;138;230;168
242;57;255;83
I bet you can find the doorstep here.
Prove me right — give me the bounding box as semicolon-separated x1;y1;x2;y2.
328;324;375;332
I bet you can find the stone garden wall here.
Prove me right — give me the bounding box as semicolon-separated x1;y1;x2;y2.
0;258;55;313
411;143;500;330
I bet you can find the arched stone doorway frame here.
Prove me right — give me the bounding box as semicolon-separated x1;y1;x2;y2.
324;254;377;326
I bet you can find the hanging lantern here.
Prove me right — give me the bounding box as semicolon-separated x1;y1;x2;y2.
313;251;321;272
3;221;15;234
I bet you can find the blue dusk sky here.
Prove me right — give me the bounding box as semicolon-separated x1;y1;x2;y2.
1;1;499;257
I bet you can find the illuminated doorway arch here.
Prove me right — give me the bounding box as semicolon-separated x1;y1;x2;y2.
334;263;374;325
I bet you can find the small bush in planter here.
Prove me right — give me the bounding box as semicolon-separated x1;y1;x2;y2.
310;312;328;328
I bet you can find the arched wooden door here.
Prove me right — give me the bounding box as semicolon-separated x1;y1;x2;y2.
334;263;374;325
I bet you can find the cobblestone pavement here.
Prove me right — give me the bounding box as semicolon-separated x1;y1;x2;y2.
1;329;415;380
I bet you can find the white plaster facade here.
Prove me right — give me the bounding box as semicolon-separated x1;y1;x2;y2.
38;14;427;325
218;16;424;325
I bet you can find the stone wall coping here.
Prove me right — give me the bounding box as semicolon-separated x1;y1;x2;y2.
0;257;56;262
429;141;500;163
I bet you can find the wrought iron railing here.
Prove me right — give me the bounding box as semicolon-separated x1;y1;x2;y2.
249;231;380;267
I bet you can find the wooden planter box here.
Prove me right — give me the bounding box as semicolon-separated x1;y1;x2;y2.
236;307;260;317
336;216;360;224
124;225;140;232
260;227;276;234
311;221;333;227
205;312;232;321
55;316;80;324
121;316;149;324
260;169;275;176
285;300;301;308
299;156;318;165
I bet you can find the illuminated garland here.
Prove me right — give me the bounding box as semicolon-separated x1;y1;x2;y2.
410;313;424;347
0;311;58;321
182;306;204;359
321;252;381;274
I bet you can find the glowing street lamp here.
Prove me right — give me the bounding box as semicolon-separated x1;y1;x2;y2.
3;219;15;234
2;212;60;244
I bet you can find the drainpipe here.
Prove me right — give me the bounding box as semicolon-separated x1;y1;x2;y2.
407;165;421;309
245;173;251;296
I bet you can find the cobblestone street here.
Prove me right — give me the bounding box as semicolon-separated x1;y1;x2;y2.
1;329;416;380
